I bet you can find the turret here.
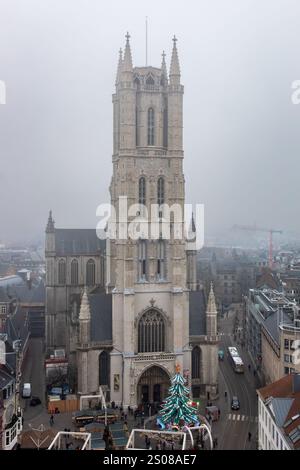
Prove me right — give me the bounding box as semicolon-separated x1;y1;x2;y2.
79;289;91;344
118;32;136;151
168;36;183;152
45;210;55;253
206;282;218;337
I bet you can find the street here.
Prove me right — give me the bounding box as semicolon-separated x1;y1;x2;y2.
21;338;46;426
213;313;259;450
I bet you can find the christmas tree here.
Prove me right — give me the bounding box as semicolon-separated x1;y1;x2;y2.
158;365;199;429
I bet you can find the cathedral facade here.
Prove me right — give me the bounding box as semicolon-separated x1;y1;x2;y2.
45;34;219;407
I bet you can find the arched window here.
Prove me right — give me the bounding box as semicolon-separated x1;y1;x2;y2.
71;301;78;323
146;75;155;86
157;240;165;280
192;346;201;379
163;98;168;148
157;177;165;206
86;259;95;286
138;309;165;353
147;108;155;146
58;259;66;285
138;177;146;206
71;259;78;285
138;240;147;280
136;106;139;146
99;351;110;386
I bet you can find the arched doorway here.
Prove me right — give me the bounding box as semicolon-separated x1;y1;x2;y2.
137;366;170;406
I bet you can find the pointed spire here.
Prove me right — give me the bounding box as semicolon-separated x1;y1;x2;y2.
115;47;123;85
207;282;217;314
79;288;91;321
122;32;133;74
46;210;55;233
161;50;168;80
169;35;181;84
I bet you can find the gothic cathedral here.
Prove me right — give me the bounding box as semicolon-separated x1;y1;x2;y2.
45;34;219;407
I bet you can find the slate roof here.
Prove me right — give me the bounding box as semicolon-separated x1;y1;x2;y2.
258;374;300;449
55;229;106;256
189;290;207;336
0;286;10;303
89;293;112;342
262;310;291;345
269;398;294;427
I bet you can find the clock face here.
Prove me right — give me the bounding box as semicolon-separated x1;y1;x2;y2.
5;403;14;424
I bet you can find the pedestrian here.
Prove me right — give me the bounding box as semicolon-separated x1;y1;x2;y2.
123;421;129;438
218;408;221;419
248;431;252;442
50;414;54;426
224;390;227;399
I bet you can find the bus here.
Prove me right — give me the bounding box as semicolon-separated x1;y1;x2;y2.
228;347;244;373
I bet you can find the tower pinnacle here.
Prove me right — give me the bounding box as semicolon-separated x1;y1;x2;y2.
207;282;217;315
161;50;168;81
169;35;181;84
115;48;123;85
46;210;55;233
79;289;91;321
122;31;133;74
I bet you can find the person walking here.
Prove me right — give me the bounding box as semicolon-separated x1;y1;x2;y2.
248;431;252;442
224;390;227;399
123;421;129;438
49;414;54;426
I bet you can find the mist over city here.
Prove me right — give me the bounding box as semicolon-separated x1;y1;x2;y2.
1;0;300;457
1;0;300;247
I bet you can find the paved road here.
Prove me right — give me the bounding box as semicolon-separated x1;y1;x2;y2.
217;316;259;450
21;338;46;426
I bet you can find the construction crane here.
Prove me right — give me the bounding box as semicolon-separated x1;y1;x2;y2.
232;224;283;269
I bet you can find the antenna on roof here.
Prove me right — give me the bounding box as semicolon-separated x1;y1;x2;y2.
145;16;148;66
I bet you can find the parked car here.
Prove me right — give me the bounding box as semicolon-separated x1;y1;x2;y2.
231;396;240;410
30;396;41;406
22;383;31;398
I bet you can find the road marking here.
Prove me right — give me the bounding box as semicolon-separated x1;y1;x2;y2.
228;413;232;420
241;415;245;421
237;415;240;421
232;414;236;421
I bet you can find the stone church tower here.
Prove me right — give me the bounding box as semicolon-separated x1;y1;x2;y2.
45;33;218;405
108;33;196;407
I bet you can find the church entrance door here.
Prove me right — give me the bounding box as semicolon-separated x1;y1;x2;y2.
137;366;170;407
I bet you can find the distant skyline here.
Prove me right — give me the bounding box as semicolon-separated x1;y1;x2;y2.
1;0;300;244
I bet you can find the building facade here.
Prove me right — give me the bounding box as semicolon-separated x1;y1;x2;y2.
257;374;300;450
45;34;219;406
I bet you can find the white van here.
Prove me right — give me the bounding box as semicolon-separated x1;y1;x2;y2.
22;383;31;398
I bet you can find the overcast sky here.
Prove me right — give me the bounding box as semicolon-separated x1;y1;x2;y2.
0;0;300;245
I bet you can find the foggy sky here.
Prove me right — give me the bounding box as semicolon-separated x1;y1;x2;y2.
0;0;300;245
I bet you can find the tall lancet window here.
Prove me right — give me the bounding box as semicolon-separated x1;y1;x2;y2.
71;259;78;285
86;259;95;286
163;98;168;148
135;106;139;147
147;108;155;146
157;177;165;206
138;240;147;281
58;259;66;285
192;346;201;379
157;240;166;280
138;177;146;206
